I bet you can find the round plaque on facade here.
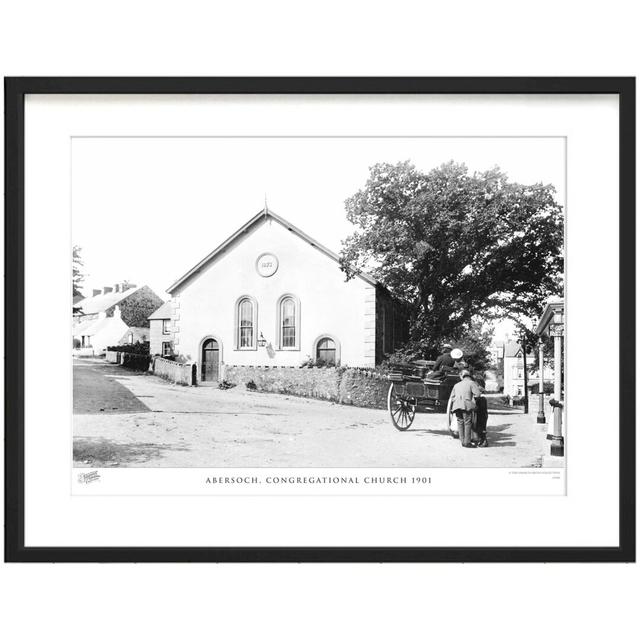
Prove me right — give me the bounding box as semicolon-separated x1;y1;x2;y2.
256;252;279;277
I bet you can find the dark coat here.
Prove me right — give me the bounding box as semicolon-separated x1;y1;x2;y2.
433;352;455;371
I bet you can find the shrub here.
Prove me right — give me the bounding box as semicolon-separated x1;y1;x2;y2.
529;381;554;395
219;380;236;390
107;342;150;355
122;352;151;371
246;380;257;391
299;356;336;368
315;358;335;368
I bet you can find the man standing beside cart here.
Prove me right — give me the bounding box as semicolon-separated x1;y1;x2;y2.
450;369;484;448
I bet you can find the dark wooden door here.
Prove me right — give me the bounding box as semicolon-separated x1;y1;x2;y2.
201;338;219;382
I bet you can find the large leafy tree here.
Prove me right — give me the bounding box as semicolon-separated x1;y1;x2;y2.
72;245;84;298
340;161;564;358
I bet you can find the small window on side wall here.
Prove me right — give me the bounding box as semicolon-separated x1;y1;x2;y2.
162;319;171;335
316;337;337;365
162;342;172;357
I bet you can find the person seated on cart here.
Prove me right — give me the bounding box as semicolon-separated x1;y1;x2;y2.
428;344;464;379
450;369;483;448
428;344;456;379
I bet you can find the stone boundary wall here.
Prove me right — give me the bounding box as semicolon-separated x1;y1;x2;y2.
73;347;96;358
224;365;389;409
338;368;389;409
105;350;121;364
153;356;195;386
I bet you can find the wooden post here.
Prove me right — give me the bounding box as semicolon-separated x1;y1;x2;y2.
550;330;564;456
522;334;529;414
537;340;546;424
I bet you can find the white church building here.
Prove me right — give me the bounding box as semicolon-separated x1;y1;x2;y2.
150;207;407;383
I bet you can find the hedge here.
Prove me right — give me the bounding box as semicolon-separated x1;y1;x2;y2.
106;342;149;355
122;352;151;371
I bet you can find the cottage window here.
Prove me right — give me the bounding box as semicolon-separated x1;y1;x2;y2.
128;333;134;344
316;337;336;365
235;296;257;350
162;342;172;357
162;319;171;335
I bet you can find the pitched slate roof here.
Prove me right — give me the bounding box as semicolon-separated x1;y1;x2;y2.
148;300;172;320
75;286;142;315
166;207;377;294
504;340;522;358
534;296;564;335
72;315;127;337
120;327;150;343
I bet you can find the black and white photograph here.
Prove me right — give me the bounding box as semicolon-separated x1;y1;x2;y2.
71;135;566;474
1;3;638;639
6;77;632;562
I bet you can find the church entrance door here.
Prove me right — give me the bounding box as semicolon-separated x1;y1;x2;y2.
201;338;220;382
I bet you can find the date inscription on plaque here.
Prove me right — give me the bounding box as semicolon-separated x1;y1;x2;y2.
256;253;279;277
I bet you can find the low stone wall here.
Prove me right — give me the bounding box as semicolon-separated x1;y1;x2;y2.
153;356;196;386
223;365;389;409
337;368;389;409
105;350;121;364
73;347;95;358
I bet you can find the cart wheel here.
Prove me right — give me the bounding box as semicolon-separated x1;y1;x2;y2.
446;395;459;438
387;384;416;431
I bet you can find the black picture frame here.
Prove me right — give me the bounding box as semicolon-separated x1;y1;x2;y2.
4;77;635;563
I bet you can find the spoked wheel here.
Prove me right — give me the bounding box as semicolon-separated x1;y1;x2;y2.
446;394;459;438
387;384;416;431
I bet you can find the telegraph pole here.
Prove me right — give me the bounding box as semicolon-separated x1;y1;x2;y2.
521;333;529;414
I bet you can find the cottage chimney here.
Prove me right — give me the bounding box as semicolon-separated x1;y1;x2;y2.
103;286;113;295
123;282;136;292
114;283;120;293
92;289;101;297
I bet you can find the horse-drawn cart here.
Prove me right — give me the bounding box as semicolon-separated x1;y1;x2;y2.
387;362;489;444
386;363;459;431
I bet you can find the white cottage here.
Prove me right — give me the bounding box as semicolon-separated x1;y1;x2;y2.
154;208;408;383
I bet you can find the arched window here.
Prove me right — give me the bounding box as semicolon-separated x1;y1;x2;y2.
316;337;336;365
276;294;300;350
281;297;295;347
235;296;257;350
313;335;341;366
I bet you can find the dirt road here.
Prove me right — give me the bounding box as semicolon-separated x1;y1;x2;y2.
73;360;555;468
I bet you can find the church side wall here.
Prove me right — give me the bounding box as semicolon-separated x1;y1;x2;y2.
375;288;410;363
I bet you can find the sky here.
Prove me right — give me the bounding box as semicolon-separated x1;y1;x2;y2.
72;136;565;341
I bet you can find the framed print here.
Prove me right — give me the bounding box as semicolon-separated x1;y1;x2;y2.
4;77;635;562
